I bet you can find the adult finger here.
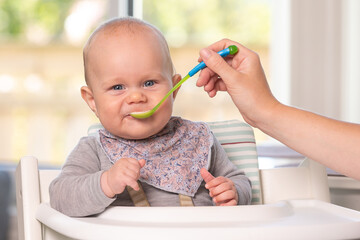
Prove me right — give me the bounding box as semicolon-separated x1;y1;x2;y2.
199;48;237;83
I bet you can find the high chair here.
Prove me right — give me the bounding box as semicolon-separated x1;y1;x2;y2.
16;120;360;240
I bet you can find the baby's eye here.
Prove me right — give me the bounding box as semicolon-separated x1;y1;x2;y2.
144;80;155;87
113;85;124;90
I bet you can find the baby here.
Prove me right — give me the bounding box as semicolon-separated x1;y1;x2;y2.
49;17;251;217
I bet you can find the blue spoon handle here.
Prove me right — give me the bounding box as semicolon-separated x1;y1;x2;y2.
188;48;231;77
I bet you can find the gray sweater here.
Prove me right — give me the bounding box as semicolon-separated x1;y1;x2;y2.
50;133;252;217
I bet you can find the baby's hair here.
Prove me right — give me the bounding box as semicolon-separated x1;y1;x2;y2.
83;17;175;85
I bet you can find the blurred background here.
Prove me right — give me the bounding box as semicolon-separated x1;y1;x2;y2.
0;1;271;238
1;0;360;239
0;0;271;167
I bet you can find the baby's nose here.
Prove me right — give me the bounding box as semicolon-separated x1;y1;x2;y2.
126;90;146;104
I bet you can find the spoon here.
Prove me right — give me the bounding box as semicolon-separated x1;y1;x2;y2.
130;45;238;119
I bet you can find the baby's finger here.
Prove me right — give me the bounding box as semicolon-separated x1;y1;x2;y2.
127;179;140;191
213;190;236;204
124;164;141;179
126;158;144;173
219;199;237;206
209;182;232;197
138;159;146;168
200;168;215;185
204;176;226;189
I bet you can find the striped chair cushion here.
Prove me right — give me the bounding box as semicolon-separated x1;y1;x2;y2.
87;119;262;205
207;120;262;205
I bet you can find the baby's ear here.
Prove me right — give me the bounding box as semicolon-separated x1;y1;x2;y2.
171;74;182;99
81;86;99;117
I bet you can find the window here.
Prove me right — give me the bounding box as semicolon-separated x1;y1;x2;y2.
271;0;360;123
0;0;271;165
0;0;109;165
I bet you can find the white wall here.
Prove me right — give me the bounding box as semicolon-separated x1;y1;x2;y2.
271;0;360;122
341;0;360;123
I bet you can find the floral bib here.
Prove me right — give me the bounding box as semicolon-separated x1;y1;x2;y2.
98;117;213;196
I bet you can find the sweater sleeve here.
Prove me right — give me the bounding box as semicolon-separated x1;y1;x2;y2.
49;137;115;217
209;134;252;205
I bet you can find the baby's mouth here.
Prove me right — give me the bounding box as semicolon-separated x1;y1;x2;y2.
124;110;149;118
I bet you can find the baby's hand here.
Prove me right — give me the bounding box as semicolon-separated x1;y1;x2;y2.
200;168;238;206
101;158;146;198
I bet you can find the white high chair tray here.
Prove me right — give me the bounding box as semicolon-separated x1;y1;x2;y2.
37;199;360;240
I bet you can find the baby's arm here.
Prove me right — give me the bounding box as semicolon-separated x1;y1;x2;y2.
201;168;238;206
50;137;114;217
204;135;252;205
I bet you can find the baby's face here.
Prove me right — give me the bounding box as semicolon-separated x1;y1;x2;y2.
86;30;178;139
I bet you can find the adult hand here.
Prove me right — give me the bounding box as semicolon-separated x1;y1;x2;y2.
196;39;279;127
197;39;360;182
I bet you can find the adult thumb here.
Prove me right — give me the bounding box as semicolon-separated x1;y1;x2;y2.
200;168;215;183
200;48;236;82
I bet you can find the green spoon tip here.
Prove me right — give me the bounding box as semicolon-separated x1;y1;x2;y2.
130;110;154;119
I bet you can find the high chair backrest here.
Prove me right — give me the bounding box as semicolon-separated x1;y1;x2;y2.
207;120;262;204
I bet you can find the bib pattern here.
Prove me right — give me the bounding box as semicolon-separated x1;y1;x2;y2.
98;117;212;196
